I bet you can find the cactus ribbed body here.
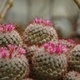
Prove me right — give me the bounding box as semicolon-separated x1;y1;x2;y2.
68;45;80;72
31;45;67;80
24;18;58;46
64;71;80;80
0;30;23;47
0;55;29;80
0;24;23;47
26;46;39;59
0;45;29;80
59;39;76;50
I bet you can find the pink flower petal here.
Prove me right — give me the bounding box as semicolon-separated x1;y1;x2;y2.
18;47;26;54
7;24;15;32
8;44;17;51
1;50;9;58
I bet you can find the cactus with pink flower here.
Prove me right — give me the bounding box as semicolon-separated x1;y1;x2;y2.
0;44;29;80
0;24;23;47
31;42;68;80
23;18;58;46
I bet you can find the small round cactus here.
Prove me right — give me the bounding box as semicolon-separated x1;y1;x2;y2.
68;44;80;72
0;24;23;47
31;42;68;80
64;71;80;80
24;18;58;46
0;45;29;80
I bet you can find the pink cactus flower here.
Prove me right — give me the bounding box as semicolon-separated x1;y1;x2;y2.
0;47;6;52
1;50;9;58
8;44;17;51
44;42;68;54
7;24;15;32
1;24;15;33
44;43;49;49
2;26;8;33
18;47;26;54
33;18;53;26
33;18;40;24
46;20;52;26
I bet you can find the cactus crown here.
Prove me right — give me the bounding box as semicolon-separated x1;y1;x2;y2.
44;42;68;54
0;44;26;59
0;24;15;33
33;18;53;26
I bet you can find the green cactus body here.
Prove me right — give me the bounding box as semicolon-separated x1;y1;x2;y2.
24;18;58;46
0;55;29;80
0;45;29;80
26;46;39;59
31;42;68;80
69;45;80;72
0;24;23;47
64;71;80;80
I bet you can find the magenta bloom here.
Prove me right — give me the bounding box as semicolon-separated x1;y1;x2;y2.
1;24;15;33
33;18;53;26
18;47;26;54
8;44;17;51
44;42;68;54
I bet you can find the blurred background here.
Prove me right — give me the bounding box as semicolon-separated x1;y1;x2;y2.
0;0;80;40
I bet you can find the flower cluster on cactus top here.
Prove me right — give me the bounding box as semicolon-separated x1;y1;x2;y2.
44;42;68;54
33;18;53;26
0;44;26;59
0;24;15;33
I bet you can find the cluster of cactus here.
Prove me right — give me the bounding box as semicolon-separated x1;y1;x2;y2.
0;23;31;80
1;18;80;80
23;18;58;46
23;18;80;80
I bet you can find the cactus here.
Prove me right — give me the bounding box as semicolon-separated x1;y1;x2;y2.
59;39;77;50
26;45;39;59
0;45;29;80
31;42;68;80
0;24;23;47
68;45;80;72
24;18;58;46
64;71;80;80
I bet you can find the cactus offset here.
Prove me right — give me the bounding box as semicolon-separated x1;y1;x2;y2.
0;24;23;47
0;45;29;80
31;42;68;80
68;45;80;72
64;71;80;80
24;18;58;46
